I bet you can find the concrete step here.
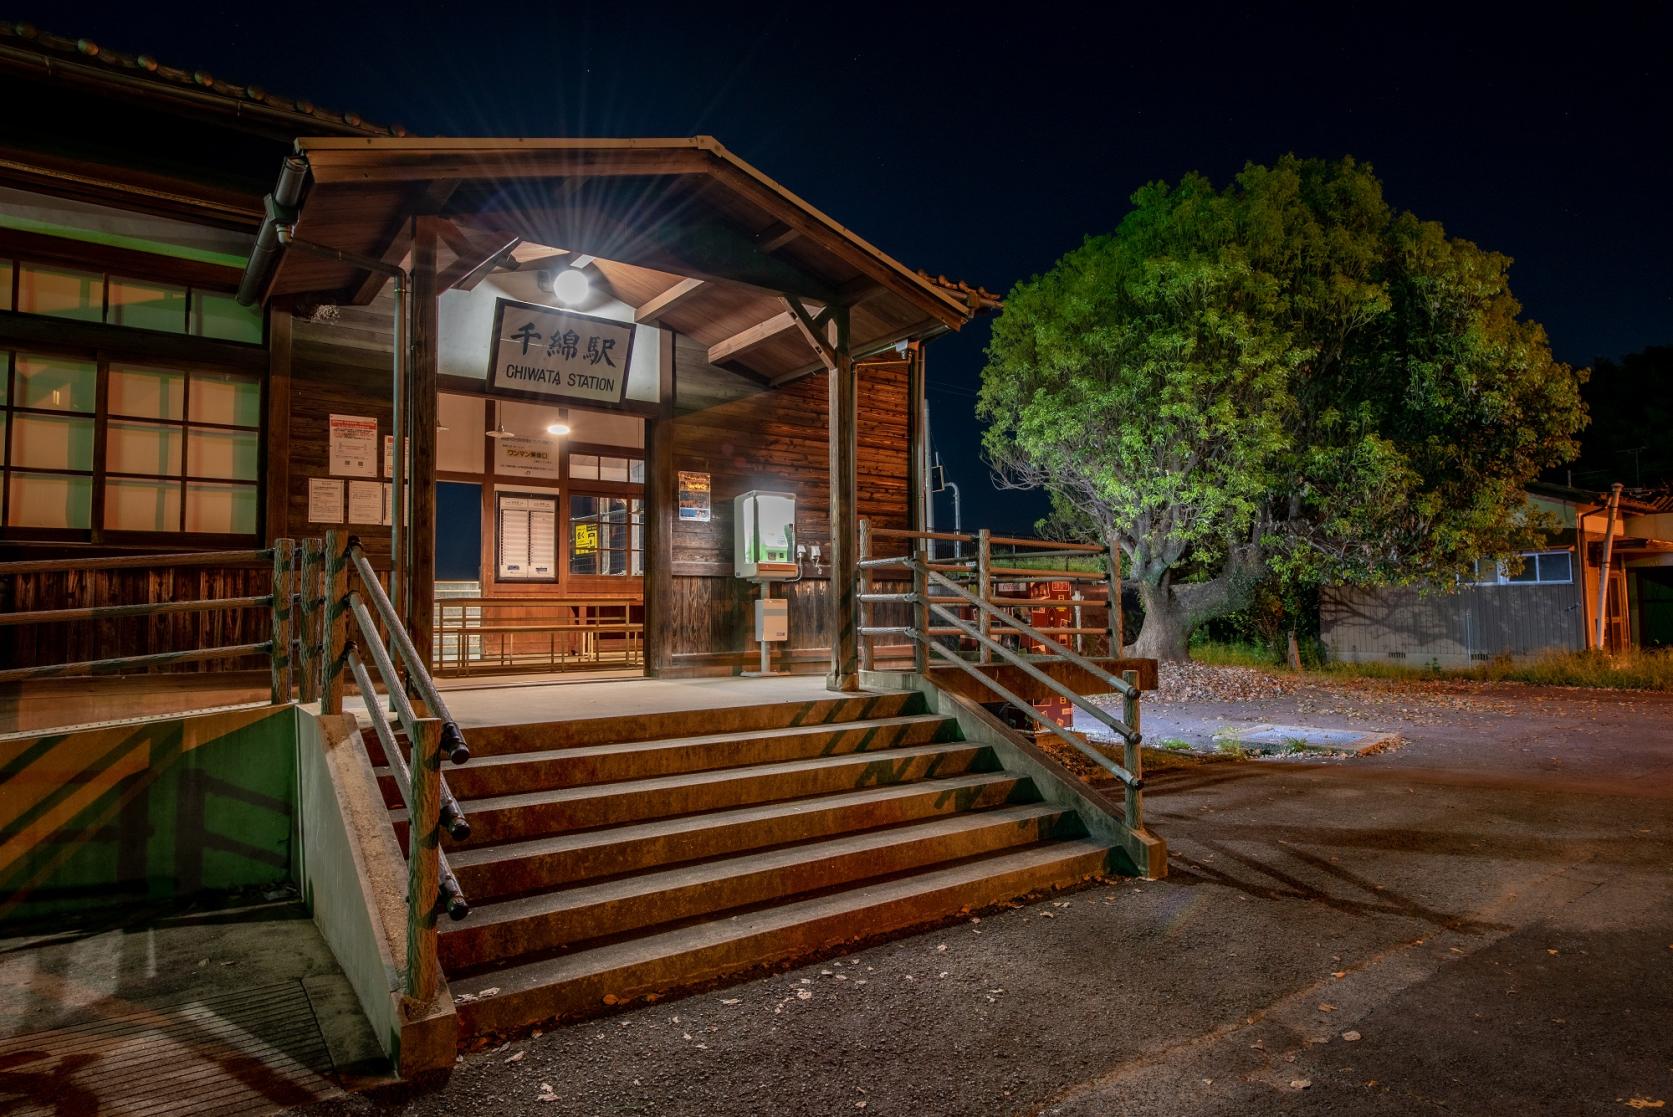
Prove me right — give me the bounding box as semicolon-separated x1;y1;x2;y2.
439;804;1073;970
398;741;997;849
456;691;925;759
374;714;959;805
448;771;1035;902
450;838;1113;1038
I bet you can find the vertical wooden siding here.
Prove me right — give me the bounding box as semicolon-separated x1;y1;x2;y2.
665;356;910;672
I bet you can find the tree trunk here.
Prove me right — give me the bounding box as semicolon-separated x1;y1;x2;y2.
1123;546;1268;662
1129;579;1193;661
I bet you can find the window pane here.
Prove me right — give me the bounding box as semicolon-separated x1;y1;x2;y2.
629;458;645;484
599;456;629;483
570;454;599;481
15;354;96;412
1538;551;1572;583
190;290;263;343
16;263;102;320
0;351;8;405
108;366;186;420
11;413;94;470
185;481;256;534
186;427;258;480
105;477;181;531
108;276;187;333
1505;555;1538;583
108;420;184;475
7;471;91;528
0;260;11;311
188;371;260;427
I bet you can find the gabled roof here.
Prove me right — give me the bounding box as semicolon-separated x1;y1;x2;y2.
265;136;977;380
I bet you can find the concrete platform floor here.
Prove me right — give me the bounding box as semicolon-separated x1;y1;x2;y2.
347;673;860;730
0;899;385;1116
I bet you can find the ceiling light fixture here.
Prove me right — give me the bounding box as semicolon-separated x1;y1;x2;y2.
553;267;589;305
546;407;571;437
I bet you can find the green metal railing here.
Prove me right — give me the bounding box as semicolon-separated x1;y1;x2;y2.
856;527;1145;830
0;545;294;696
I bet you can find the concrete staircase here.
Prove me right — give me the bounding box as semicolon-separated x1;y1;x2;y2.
367;690;1114;1042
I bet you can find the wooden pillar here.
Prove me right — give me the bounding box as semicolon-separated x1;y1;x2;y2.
409;217;441;665
977;528;993;664
264;308;293;545
906;340;928;535
1122;669;1143;831
827;306;859;691
270;538;296;703
404;716;443;1004
321;530;348;715
643;414;676;677
297;537;322;705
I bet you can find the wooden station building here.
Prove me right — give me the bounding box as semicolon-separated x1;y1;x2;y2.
0;24;999;684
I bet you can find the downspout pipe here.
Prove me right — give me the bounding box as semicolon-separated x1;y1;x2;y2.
235;154;308;307
273;227;412;655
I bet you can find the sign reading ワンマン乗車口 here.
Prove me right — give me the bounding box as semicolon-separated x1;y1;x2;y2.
487;298;636;406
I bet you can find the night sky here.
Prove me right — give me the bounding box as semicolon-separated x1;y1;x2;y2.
46;3;1673;530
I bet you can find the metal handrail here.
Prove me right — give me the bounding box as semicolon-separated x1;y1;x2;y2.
347;592;470;842
0;547;274;576
314;530;475;1004
0;542;299;698
921;568;1137;700
0;595;272;627
345;538;469;765
0;641;272;684
858;543;1147;829
347;647;468;920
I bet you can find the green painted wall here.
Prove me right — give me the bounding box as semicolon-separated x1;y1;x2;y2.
0;705;297;926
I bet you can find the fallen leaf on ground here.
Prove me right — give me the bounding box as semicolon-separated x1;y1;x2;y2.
505;1051;524;1063
1317;1003;1337;1013
1342;1031;1362;1042
1290;1079;1312;1090
1624;1100;1665;1110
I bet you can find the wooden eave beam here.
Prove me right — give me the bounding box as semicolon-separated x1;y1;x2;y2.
634;277;706;323
704;161;969;330
304;149;714;185
782;296;838;374
707;309;802;366
455;239;521;291
343;179;460;304
471;206;836;303
770;315;950;387
437;229;522;290
754;222;800;253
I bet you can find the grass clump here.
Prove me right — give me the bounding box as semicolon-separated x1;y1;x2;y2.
1320;648;1673;691
1189;640;1285;669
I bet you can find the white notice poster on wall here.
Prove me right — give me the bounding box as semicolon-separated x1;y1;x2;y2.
308;478;345;524
497;493;558;581
494;435;561;480
329;414;379;477
347;480;383;525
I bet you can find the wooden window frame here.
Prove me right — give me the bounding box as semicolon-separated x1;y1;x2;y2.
1;344;264;547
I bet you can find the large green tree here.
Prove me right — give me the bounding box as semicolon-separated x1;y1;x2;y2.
979;155;1587;660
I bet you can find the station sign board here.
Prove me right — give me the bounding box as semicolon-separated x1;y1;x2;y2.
486;297;636;406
